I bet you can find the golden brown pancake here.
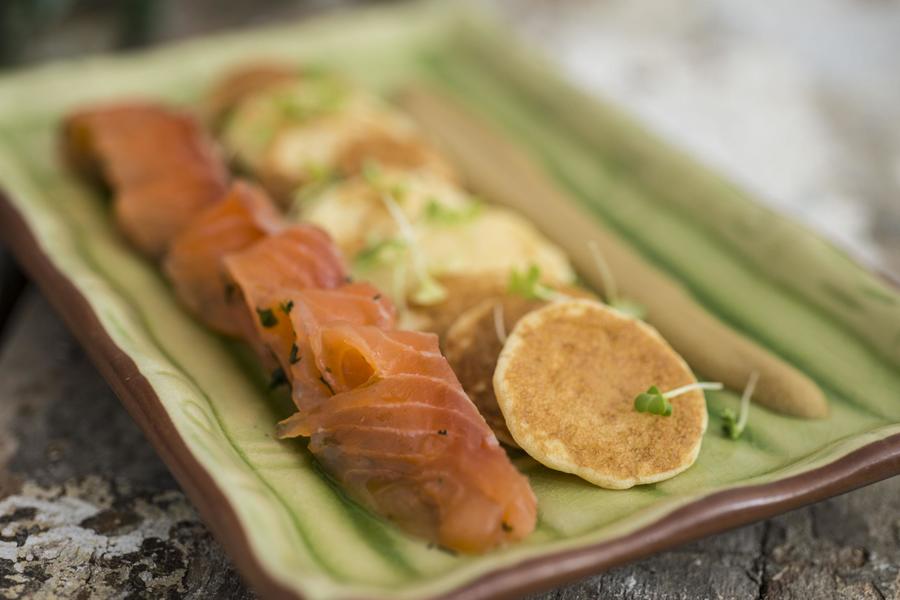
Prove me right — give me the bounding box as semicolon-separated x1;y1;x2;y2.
494;299;708;489
445;287;596;447
406;273;508;339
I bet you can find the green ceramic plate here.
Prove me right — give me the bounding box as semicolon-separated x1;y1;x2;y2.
0;4;898;599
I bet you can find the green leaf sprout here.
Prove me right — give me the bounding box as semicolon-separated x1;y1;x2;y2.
380;191;447;306
362;159;382;186
634;381;723;417
353;238;408;270
423;198;482;225
507;264;558;302
722;371;759;440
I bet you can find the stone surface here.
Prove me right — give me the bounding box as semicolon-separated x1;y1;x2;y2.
0;291;251;599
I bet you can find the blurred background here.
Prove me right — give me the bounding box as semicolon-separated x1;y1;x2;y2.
1;0;899;277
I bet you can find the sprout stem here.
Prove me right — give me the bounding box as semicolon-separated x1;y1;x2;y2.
662;381;724;399
493;302;508;344
588;240;618;305
736;371;759;433
381;192;446;305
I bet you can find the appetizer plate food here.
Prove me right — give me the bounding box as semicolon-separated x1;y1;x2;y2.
1;4;899;599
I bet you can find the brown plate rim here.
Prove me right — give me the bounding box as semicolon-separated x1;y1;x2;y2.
1;190;899;600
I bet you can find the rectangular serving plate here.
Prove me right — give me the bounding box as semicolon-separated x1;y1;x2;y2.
0;4;898;599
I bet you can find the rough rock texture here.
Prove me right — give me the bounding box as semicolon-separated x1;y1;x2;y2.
0;289;897;599
0;290;251;599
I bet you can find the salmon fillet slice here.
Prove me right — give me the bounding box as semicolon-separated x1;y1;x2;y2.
164;180;282;337
61;103;228;257
280;374;537;553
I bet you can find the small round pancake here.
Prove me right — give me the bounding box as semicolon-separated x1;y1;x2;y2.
445;295;543;447
445;288;597;447
406;273;507;338
494;299;708;489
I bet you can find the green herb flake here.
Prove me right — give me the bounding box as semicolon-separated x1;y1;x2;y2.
501;521;513;533
289;343;300;365
361;160;382;186
306;162;331;184
256;307;278;328
280;300;294;315
437;429;447;436
319;376;335;395
268;367;288;390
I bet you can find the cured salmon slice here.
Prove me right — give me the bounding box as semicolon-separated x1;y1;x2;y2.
311;325;457;396
61;103;228;257
222;226;348;372
278;374;537;553
260;283;397;408
163;181;283;337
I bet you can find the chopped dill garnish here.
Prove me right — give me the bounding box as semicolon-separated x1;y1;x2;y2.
501;521;513;533
268;367;288;390
256;307;278;328
280;300;294;314
289;343;300;365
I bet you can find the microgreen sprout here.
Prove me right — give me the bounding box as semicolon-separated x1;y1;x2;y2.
634;381;723;417
587;240;646;319
380;191;447;306
423;198;482;225
353;237;408;270
288;164;335;220
507;264;559;302
721;371;759;440
493;302;508;344
362;160;382;186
